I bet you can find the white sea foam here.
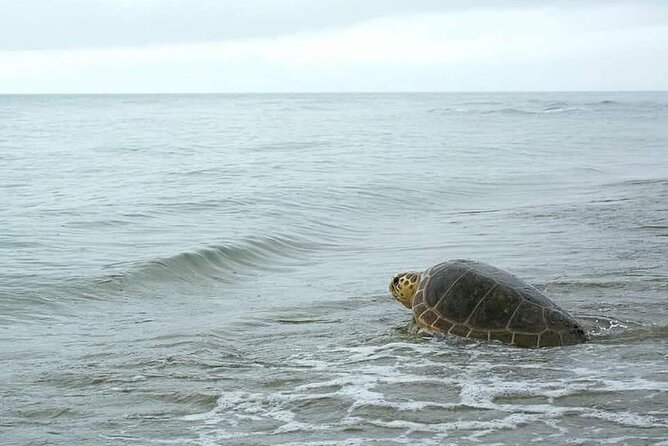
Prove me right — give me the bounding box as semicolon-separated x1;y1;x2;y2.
274;439;370;446
183;332;668;444
184;377;666;445
583;409;668;429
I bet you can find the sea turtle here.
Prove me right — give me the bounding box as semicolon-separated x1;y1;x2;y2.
389;260;587;348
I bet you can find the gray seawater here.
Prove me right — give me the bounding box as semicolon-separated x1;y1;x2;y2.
1;93;667;445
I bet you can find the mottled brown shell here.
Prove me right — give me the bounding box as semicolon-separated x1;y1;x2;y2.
412;260;587;348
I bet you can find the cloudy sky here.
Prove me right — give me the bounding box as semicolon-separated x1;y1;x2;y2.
1;0;666;93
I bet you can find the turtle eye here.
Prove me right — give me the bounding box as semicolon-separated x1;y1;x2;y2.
393;277;399;286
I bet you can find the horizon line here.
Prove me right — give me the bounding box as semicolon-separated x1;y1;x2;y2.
1;90;666;95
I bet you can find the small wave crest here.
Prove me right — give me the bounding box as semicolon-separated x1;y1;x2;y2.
426;100;584;116
96;233;335;293
483;105;582;115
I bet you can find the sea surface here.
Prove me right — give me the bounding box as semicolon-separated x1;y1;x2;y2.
1;93;667;445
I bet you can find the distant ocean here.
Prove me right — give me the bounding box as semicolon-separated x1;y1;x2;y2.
1;93;667;445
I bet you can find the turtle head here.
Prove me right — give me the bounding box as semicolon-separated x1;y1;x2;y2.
389;272;421;309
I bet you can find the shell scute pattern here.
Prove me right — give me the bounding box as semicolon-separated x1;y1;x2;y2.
545;308;575;327
467;330;488;341
516;333;539;348
432;318;453;333
491;331;513;345
413;260;587;348
540;330;562;346
423;264;494;322
467;286;522;329
419;309;439;326
448;325;469;337
507;301;546;332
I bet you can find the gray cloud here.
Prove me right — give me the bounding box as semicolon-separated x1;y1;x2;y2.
1;0;659;51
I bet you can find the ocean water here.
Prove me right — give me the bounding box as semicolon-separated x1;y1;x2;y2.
0;92;667;445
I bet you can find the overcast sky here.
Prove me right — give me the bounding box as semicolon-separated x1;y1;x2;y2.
1;0;666;93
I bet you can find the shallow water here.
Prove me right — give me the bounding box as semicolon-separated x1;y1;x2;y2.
1;93;667;445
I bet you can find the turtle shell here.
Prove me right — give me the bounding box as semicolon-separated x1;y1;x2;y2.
411;260;587;348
